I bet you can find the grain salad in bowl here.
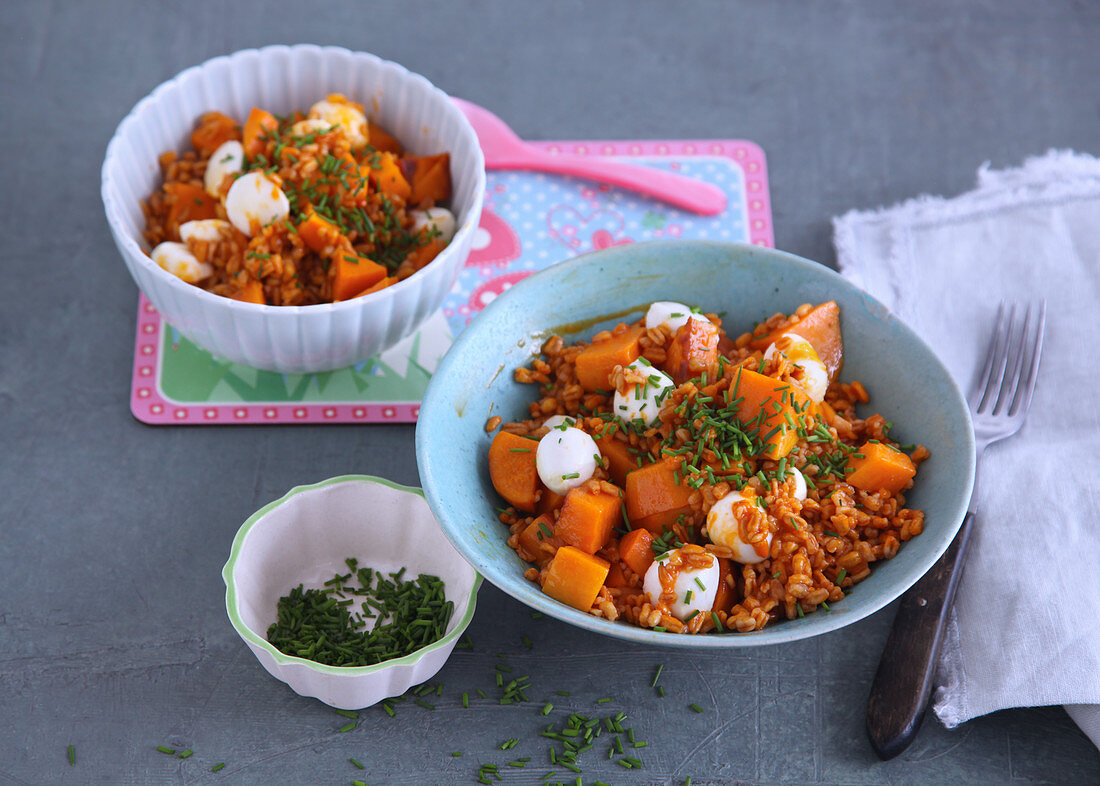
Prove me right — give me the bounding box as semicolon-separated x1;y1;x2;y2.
143;94;457;306
102;45;484;373
487;300;929;635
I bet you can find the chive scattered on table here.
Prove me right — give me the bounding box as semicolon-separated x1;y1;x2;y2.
67;745;75;766
349;757;364;769
177;749;193;759
651;664;664;687
689;703;704;713
155;746;176;755
338;722;357;732
211;762;225;772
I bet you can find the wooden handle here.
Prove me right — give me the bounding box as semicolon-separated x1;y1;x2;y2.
865;512;976;760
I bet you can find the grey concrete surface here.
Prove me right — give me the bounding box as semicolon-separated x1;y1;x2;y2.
2;1;1098;783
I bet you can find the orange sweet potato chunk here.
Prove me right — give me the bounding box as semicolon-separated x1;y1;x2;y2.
488;431;540;513
846;441;916;494
517;514;556;564
624;458;694;534
408;153;452;208
619;528;655;577
164;183;219;238
368;123;404;155
542;546;610;612
595;433;637;487
663;318;720;384
332;252;387;301
298;209;344;254
574;326;645;392
231;279;265;305
750;301;843;381
711;557;736;613
242;107;278;159
191;111;241;157
554;486;622;555
371;151;412;200
728;366;811;460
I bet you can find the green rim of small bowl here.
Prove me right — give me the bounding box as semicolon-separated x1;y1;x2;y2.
222;474;483;674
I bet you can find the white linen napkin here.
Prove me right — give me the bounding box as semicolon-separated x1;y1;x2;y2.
832;150;1100;750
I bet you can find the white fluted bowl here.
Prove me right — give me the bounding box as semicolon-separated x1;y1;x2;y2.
223;475;481;709
102;45;484;373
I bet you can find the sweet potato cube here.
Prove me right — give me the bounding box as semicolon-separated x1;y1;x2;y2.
663;318;720;384
242;107;278;159
595;433;637;486
618;528;654;577
333;252;388;301
605;558;631;588
368;123;404;155
846;441;916;494
537;488;567;515
518;514;556;563
488;431;540;512
190;111;241;157
624;458;694;534
231;279;265;305
164;183;219;237
728;366;811;460
574;326;645;392
750;301;843;382
542;546;610;612
408;153;452;208
371;151;412;200
298;209;343;254
403;237;445;271
554;485;622;554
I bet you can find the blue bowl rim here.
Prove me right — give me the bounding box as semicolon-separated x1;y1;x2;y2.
417;239;975;648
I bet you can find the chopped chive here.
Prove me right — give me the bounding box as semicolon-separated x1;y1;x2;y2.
350;757;365;769
689;703;704;713
657;686;665;697
156;746;176;755
338;722;357;732
836;568;848;585
414;699;435;710
178;749;193;759
509;447;532;453
335;708;359;719
67;745;75;766
651;664;664;687
451;751;462;757
211;763;225;772
542;703;554;715
596;697;612;704
462;692;469;708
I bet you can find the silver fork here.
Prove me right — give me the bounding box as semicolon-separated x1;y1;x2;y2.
865;301;1046;760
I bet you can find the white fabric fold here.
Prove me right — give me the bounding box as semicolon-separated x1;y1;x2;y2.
832;150;1100;750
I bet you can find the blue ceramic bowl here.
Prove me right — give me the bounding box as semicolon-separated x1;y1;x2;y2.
416;241;974;647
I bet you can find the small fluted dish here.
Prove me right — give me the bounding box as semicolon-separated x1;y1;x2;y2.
223;475;481;709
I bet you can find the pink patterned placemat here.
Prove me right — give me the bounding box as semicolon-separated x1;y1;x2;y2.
131;139;772;424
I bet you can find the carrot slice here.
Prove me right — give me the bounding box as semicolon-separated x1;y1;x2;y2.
554;485;622;555
574;326;645;393
242;107;278;159
846;441;916;493
487;431;540;512
542;546;610;612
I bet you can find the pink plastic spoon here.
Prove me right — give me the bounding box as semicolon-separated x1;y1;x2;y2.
452;98;728;216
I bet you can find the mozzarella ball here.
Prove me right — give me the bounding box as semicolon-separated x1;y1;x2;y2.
612;359;674;426
642;548;720;621
536;427;599;495
541;414;577;432
410;207;457;244
224;171;289;236
705;489;773;564
179;219;232;243
151;241;213;284
203;140;244;197
644;301;709;335
290;118;333;137
309;96;368;148
764;333;829;402
788;467;807;502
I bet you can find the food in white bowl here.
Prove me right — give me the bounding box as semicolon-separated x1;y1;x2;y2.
222;475;481;709
143;94;458;306
102;44;485;373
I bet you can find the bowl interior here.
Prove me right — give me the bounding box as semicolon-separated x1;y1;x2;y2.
102;44;483;307
225;475;480;667
416;240;974;647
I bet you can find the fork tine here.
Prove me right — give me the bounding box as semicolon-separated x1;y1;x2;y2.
970;302;1008;410
1010;300;1046;417
976;302;1014;413
993;303;1032;415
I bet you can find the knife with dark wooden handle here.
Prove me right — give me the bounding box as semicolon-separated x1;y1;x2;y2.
865;511;976;760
